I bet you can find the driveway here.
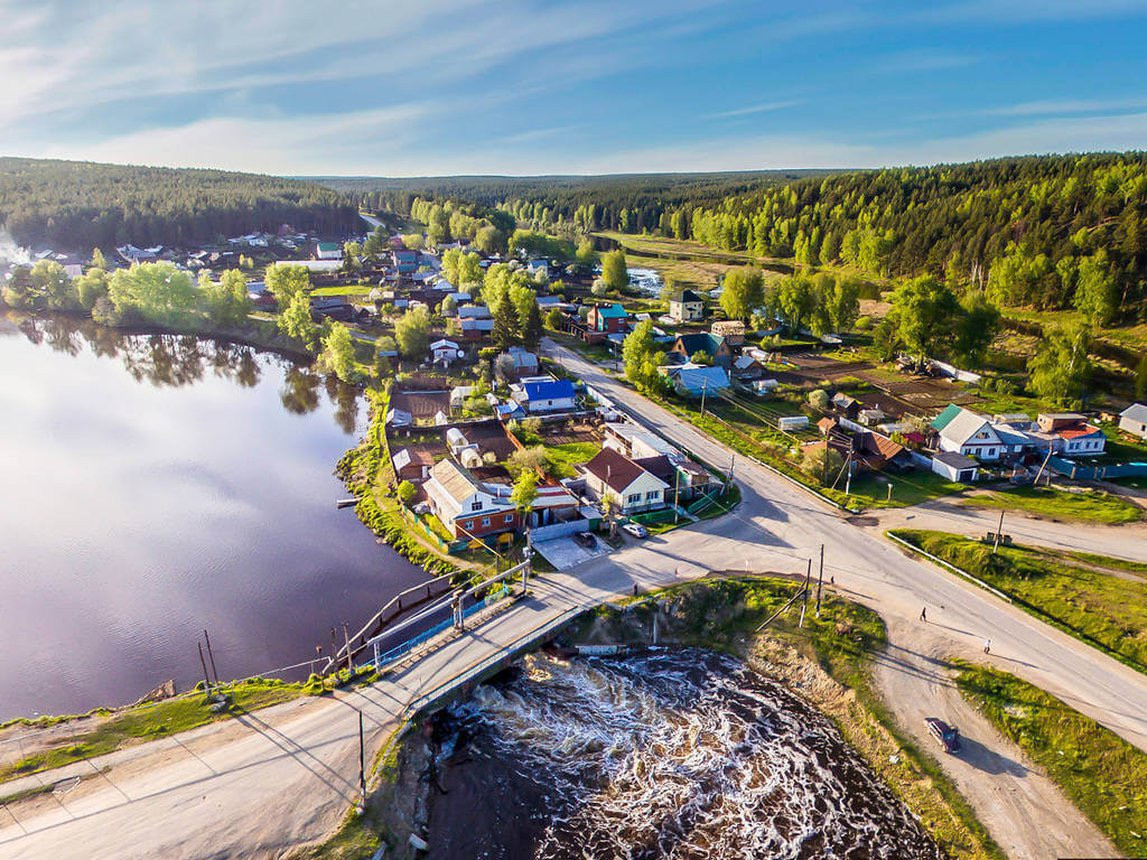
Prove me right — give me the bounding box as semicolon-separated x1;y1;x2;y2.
532;534;610;570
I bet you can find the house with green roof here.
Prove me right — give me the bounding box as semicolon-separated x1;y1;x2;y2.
931;403;962;431
670;332;733;368
315;241;343;261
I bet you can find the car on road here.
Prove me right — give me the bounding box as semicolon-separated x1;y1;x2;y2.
621;522;648;539
924;717;961;753
573;531;597;549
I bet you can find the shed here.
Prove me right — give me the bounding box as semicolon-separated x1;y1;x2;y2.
931;451;979;483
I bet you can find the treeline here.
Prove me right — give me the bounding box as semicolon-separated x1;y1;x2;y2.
664;154;1147;322
318;170;819;237
0;157;359;250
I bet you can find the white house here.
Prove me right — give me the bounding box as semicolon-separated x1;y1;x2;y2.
512;378;577;413
936;408;1005;461
429;339;462;366
1119;403;1147;440
1056;424;1107;456
582;448;669;515
315;242;343;260
667;289;704;323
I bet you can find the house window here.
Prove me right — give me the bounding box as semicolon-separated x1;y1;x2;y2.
471;501;482;511
504;514;514;523
646;491;659;500
481;517;490;526
627;493;641;504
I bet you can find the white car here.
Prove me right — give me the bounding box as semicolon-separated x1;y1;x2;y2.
621;522;648;539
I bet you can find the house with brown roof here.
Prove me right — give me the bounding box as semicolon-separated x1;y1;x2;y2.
423;458;517;539
581;447;670;515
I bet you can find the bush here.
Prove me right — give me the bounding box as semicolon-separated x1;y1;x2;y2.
396;481;416;506
808;389;830;411
854;315;873;331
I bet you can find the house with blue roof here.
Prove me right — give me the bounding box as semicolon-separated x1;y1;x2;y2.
661;364;730;398
511;377;578;414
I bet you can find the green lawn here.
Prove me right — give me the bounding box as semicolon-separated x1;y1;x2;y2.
961;485;1143;524
0;679;304;784
824;470;968;510
890;530;1147;672
544;441;600;478
955;662;1147;857
310;285;376;297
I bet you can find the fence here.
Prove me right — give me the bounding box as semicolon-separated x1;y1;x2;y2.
1048;455;1147;481
531;518;591;542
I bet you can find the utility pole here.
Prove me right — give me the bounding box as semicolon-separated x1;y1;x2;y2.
992;509;1005;554
799;558;811;628
673;468;681;524
197;642;212;696
887;482;894;502
358;709;367;809
728;453;735;485
844;452;853;496
700;380;708;418
343;622;353;673
203;629;219;686
816;544;824;617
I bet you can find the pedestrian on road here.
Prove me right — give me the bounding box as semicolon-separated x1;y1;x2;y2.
983;638;991;654
920;607;927;622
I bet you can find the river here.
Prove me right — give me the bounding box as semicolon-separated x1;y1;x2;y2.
0;312;427;720
423;650;941;859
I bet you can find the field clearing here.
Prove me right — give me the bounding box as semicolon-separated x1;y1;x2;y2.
962;486;1143;524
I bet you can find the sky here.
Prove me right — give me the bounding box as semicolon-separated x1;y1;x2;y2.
3;0;1147;177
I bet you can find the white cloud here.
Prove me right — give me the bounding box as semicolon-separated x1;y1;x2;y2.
707;101;802;119
984;97;1147;117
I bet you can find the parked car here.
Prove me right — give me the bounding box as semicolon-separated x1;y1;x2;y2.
924;717;961;753
574;531;597;549
621;522;648;539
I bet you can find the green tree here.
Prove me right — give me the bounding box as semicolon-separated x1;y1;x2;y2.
74;267;109;311
397;480;417;506
720;267;764;322
886;276;960;360
576;238;597;264
952;291;999;368
473;225;506;255
511;468;540;535
202;269;251;327
108;262;196;324
442;248;483;287
602;249;628;292
801;444;845;487
492;298;520;350
400;233;425;251
30;259;77;311
521;299;544;349
395;305;431;358
775;275;815;333
1071;251;1118;325
545;307;565;330
808;389;830;411
89;247;108;271
265;263;310;306
622;320;666;392
316;322;359;383
1135;352;1147;401
1027;324;1093;407
278;293;319;352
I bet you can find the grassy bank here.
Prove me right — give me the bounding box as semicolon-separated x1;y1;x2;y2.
961;485;1143;524
890;530;1147;672
954;662;1147;856
572;577;1001;860
0;678;303;785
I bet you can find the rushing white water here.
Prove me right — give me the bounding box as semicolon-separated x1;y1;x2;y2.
450;650;940;859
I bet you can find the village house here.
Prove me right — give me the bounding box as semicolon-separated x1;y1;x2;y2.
429;339;462;366
423;458;517;539
1119;403;1147;440
460;317;495;340
662;364;731;398
710;320;746;346
315;242;343;260
670;332;733;368
1035;413;1107;455
933;406;1005;461
601;423;718;502
511;378;578;414
391;446;435;482
582;448;670;515
495;346;539;381
667;288;704;323
587;303;630;334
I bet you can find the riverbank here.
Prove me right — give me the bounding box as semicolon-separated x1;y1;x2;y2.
343;576;999;860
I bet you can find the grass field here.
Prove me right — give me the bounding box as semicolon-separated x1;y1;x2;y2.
954;662;1147;856
309;285;376;297
0;679;304;784
891;530;1147;671
961;485;1143;524
544;441;600;478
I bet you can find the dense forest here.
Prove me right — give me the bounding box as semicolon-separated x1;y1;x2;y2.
0;158;359;250
315;171;822;237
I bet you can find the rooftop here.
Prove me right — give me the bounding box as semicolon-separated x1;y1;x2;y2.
584;447;666;493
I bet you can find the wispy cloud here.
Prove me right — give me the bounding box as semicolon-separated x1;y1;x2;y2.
873;49;978;73
707;100;802;120
984;97;1147;117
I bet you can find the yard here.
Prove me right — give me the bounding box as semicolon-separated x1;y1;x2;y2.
954;662;1147;857
891;530;1147;672
961;485;1143;524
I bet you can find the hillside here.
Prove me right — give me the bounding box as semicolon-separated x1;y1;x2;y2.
0;157;359;251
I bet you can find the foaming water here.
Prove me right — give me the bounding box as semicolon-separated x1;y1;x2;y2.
432;650;940;859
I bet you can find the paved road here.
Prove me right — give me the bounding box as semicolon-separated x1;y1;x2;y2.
2;340;1141;858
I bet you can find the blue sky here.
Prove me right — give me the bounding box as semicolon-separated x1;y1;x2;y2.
3;0;1147;176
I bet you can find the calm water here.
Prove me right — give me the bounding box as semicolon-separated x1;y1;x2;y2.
0;313;427;720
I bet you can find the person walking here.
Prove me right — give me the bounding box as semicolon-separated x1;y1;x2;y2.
983;638;991;654
920;607;927;622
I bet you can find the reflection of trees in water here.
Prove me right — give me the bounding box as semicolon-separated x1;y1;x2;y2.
281;366;322;414
9;311;360;427
325;375;360;434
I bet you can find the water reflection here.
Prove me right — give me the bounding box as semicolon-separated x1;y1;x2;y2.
0;311;423;719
